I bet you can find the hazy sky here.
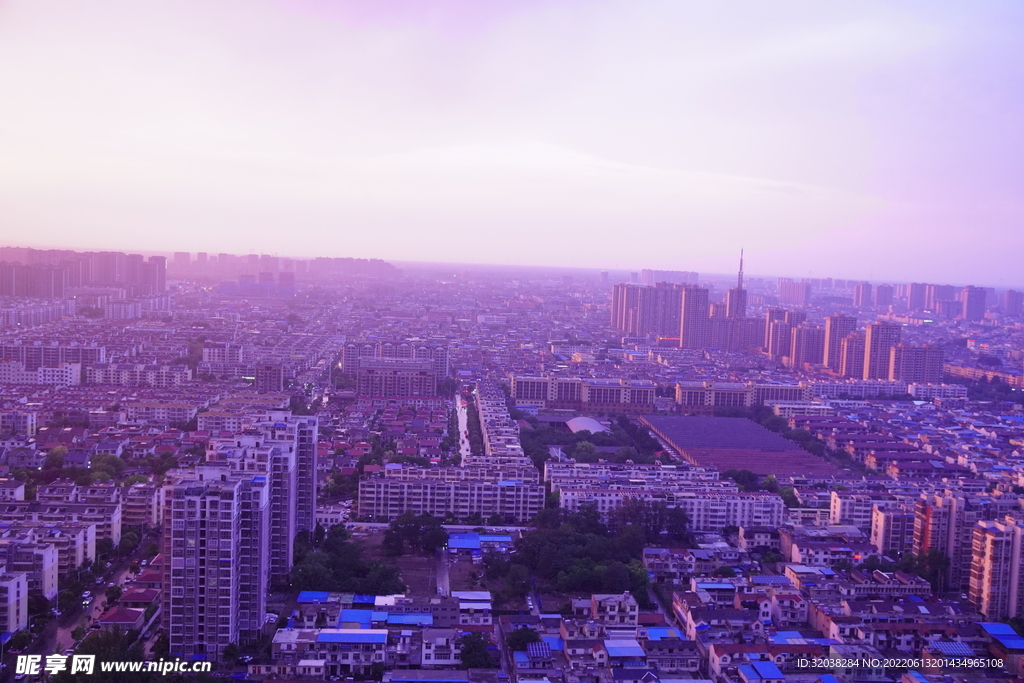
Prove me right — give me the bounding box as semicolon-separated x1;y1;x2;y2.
1;1;1022;284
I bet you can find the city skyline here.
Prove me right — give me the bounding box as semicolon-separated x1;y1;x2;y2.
2;1;1024;283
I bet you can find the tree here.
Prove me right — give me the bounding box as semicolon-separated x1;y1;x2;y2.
664;506;691;542
421;526;450;554
505;627;541;651
722;469;761;492
458;633;496;669
58;590;80;612
120;531;141;556
572;441;598;462
222;643;239;662
28;594;50;617
504;564;531;598
382;529;405;557
291;528;406;595
386;512;449;554
45;447;68;470
105;585;123;603
779;487;800;508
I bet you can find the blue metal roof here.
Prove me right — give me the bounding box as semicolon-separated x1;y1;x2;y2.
751;576;792;584
741;661;783;679
930;641;974;657
448;533;482;550
604;640;645;658
541;636;564;651
297;591;331;603
646;627;683;641
338;609;373;627
387;613;433;626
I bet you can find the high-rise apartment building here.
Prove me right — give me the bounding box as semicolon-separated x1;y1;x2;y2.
611;283;686;339
863;322;901;380
611;284;641;334
874;284;894;309
924;284;956;312
784;310;806;326
726;288;747;319
639;283;684;338
823;315;857;371
969;517;1024;620
962;285;987;322
889;344;944;384
840;333;866;379
907;283;927;311
252;413;318;534
763;309;786;349
208;433;298;589
163;471;269;660
1003;290;1024;317
172;252;191;272
144;256;167;294
914;491;1019;592
788;325;825;369
90;251;126;285
254;364;285;393
678;286;709;350
766;322;792;362
779;281;811;306
852;283;873;308
870;504;915;558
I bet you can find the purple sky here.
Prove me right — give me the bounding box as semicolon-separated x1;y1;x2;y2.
0;0;1022;284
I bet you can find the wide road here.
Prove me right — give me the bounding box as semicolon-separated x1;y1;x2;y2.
455;394;471;459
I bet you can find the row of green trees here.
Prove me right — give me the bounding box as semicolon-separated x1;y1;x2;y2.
465;396;485;456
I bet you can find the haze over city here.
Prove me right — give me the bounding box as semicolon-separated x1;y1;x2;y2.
2;0;1023;283
4;4;1024;682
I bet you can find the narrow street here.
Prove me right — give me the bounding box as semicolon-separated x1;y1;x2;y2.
436;550;451;597
33;536;157;658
